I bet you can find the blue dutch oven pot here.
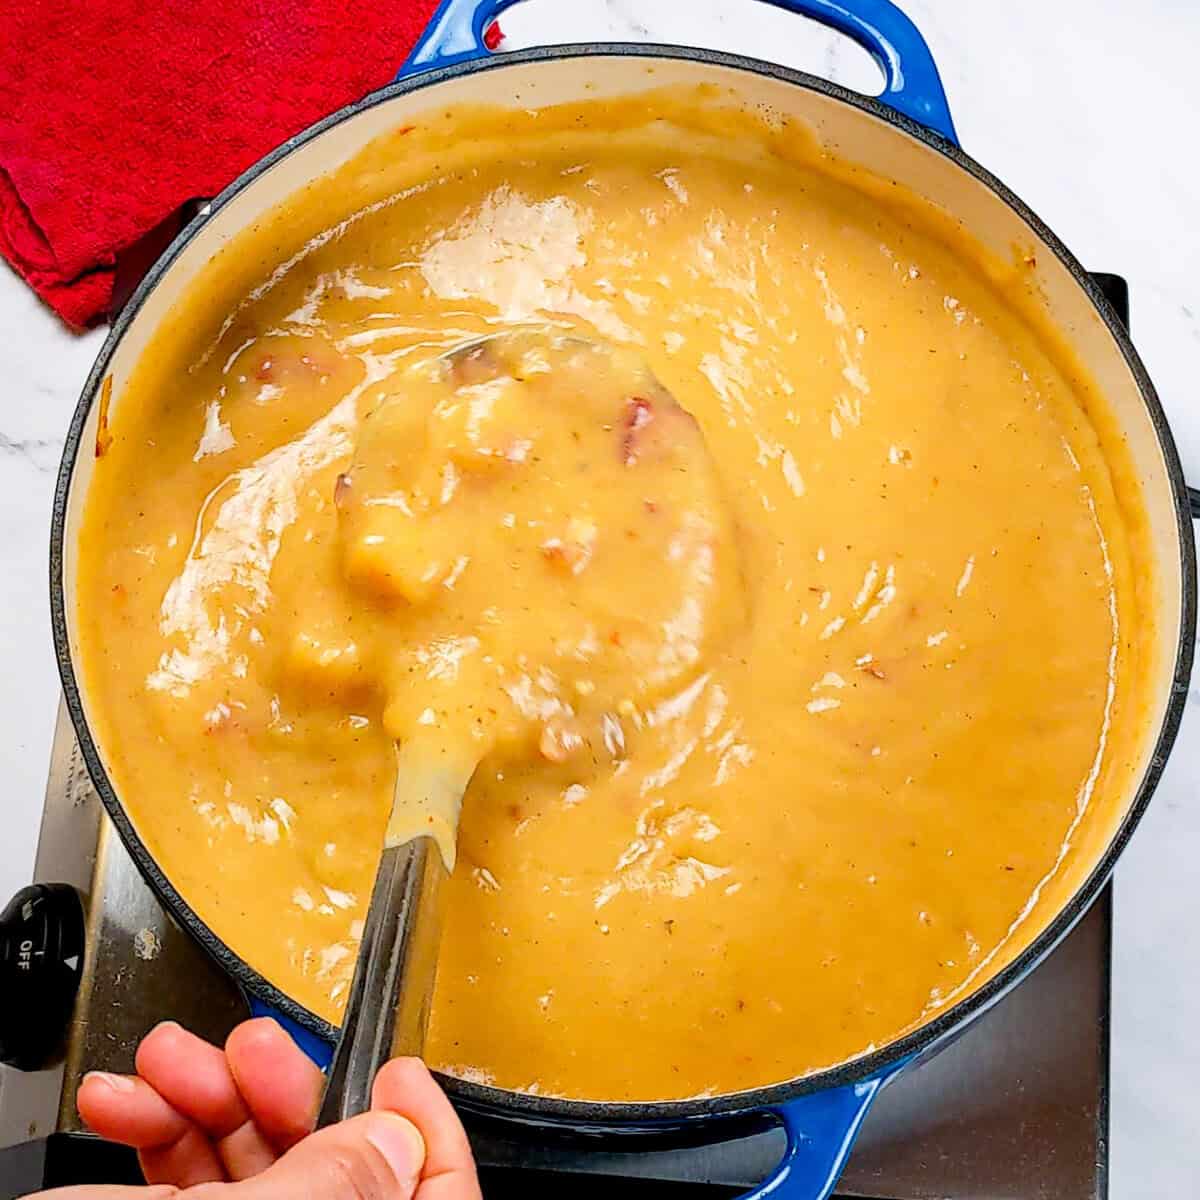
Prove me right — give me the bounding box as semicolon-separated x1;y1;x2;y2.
51;2;1197;1197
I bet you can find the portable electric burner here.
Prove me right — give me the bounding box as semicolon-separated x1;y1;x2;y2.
0;273;1131;1199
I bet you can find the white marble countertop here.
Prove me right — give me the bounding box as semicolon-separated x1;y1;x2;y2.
0;0;1196;1193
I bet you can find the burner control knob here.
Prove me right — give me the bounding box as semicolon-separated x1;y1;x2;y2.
0;883;85;1070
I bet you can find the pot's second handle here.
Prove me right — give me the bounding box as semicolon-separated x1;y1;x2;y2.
399;0;958;145
736;1070;894;1200
1188;486;1200;520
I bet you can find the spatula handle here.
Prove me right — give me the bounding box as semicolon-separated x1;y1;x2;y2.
317;837;448;1126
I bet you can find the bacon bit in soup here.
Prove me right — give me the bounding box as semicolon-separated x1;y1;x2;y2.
854;654;887;680
621;397;654;464
541;538;580;573
95;375;114;458
334;472;352;510
541;518;597;575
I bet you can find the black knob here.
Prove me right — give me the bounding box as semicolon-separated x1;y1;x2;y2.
0;883;85;1070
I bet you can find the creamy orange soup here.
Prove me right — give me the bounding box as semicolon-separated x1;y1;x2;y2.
77;90;1151;1101
341;330;745;863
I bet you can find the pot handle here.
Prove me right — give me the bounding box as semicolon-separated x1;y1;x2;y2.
1189;486;1200;520
735;1069;894;1200
398;0;958;145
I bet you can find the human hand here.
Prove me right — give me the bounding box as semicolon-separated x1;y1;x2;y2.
29;1017;481;1199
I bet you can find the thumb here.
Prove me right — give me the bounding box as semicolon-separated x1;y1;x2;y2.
213;1111;426;1200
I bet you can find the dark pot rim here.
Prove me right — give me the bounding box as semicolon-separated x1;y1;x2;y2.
50;43;1197;1130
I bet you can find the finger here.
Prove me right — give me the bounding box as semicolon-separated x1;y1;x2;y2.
78;1072;189;1149
371;1060;481;1200
135;1023;250;1138
226;1018;324;1150
24;1187;177;1199
77;1072;226;1186
140;1123;229;1188
189;1111;426;1200
136;1021;277;1181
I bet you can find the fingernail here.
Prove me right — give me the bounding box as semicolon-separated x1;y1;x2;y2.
84;1071;136;1094
365;1112;426;1184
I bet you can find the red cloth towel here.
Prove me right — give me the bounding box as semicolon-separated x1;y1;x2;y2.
0;0;442;328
